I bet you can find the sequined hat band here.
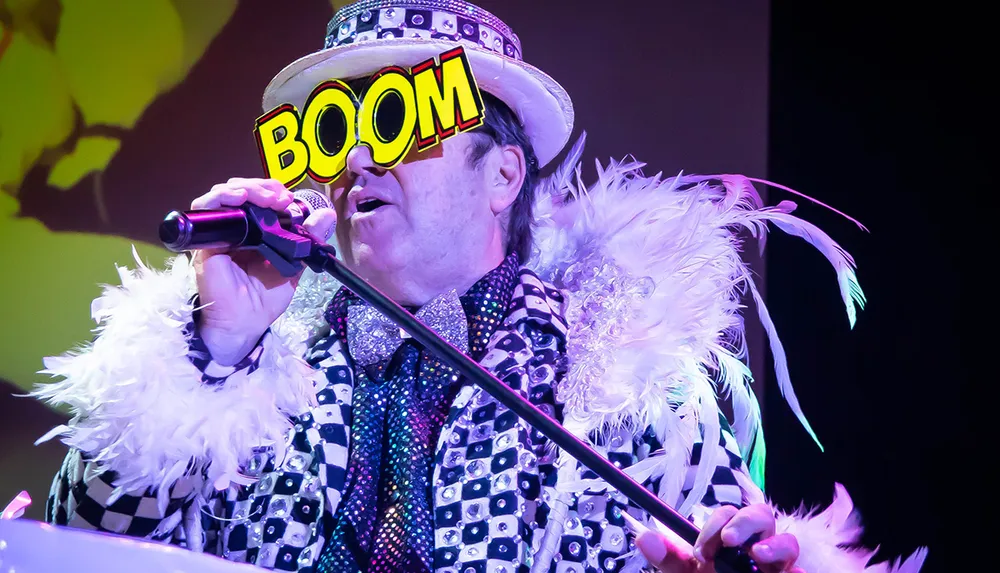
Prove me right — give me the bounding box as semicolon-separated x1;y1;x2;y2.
324;0;522;61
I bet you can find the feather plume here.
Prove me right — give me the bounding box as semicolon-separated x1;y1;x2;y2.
30;247;318;507
540;131;587;194
529;153;868;491
747;276;822;450
747;176;869;232
531;154;928;569
774;483;928;573
763;209;867;328
715;348;766;485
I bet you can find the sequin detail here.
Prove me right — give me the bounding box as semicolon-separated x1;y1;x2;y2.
346;290;469;366
317;254;519;572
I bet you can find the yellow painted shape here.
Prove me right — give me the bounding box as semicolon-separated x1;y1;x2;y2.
46;136;121;190
0;26;74;194
0;193;173;391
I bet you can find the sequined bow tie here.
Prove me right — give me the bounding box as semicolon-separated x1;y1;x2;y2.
346;290;469;366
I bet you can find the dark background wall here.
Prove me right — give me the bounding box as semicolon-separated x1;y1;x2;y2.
765;3;975;571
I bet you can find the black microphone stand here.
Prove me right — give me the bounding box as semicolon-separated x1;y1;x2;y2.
230;211;759;573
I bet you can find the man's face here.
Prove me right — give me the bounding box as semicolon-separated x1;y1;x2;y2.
327;133;505;305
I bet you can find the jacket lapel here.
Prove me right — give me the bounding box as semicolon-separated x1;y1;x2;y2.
434;268;568;457
309;268;568;551
306;335;354;518
425;269;568;570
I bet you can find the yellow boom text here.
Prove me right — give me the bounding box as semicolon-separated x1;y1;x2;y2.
254;47;485;187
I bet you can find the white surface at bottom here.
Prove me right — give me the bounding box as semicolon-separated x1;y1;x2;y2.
0;519;256;573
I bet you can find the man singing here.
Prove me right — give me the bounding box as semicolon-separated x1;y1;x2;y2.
34;1;926;572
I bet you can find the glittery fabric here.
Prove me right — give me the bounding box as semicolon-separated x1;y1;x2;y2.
46;262;754;573
215;415;327;570
555;253;657;419
346;290;469;366
323;1;522;61
317;253;519;573
283;268;344;346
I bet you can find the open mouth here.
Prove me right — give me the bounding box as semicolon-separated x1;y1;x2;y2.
357;198;389;213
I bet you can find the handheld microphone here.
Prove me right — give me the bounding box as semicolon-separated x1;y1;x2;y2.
159;189;332;252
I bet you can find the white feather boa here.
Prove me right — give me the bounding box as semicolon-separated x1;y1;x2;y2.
527;134;924;571
775;484;928;573
528;134;866;488
31;248;319;511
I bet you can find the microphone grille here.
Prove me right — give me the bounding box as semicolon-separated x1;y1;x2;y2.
293;188;333;213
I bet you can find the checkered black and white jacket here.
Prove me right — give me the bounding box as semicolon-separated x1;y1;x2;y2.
44;267;752;573
34;161;927;573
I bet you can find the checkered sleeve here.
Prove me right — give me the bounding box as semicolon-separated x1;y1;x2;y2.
681;416;754;516
184;295;268;386
632;413;756;527
46;447;198;542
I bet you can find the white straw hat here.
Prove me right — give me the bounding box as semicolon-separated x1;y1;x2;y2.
261;0;574;167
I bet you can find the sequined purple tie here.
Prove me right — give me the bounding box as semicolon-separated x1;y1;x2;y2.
317;254;519;573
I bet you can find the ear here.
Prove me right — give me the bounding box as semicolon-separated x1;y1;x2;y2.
486;144;527;216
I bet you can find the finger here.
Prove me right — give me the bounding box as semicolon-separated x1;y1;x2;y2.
303;207;338;242
693;505;739;563
191;184;248;210
751;533;799;570
622;512;700;573
228;177;294;208
263;178;292;195
635;529;699;573
719;504;775;548
225;177;288;195
230;179;294;211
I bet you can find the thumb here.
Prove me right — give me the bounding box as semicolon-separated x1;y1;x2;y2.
303;207;338;244
635;529;699;573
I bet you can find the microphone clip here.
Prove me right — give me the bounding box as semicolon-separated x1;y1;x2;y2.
245;204;314;278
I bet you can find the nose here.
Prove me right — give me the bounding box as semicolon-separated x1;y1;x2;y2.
346;144;386;180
